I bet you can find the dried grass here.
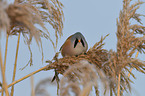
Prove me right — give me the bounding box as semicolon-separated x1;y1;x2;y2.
3;34;8;75
59;60;109;96
0;0;145;96
0;0;63;95
31;76;35;96
0;0;64;46
0;48;9;96
35;78;53;96
0;0;64;67
44;0;145;95
44;33;145;96
0;1;10;34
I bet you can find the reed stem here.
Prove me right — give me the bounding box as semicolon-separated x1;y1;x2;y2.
10;33;21;96
0;48;9;96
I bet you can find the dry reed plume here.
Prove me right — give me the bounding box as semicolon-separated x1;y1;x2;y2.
0;0;64;66
1;0;64;46
35;78;54;96
0;0;64;96
0;0;145;96
44;0;145;96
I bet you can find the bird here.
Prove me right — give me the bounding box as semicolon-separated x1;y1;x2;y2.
51;32;88;82
60;32;88;57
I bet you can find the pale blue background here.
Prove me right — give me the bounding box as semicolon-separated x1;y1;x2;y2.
0;0;145;96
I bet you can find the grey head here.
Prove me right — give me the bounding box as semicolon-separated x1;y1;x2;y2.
70;32;88;49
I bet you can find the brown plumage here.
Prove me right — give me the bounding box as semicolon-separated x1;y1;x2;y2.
60;32;88;57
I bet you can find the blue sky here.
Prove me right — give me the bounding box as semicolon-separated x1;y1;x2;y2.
1;0;145;96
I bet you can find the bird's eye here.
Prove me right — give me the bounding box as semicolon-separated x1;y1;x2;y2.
74;38;78;48
81;39;85;47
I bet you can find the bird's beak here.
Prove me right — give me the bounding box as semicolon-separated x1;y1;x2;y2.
78;39;81;42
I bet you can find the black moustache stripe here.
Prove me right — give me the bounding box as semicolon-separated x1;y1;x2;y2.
81;38;85;47
74;38;85;48
74;38;78;48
